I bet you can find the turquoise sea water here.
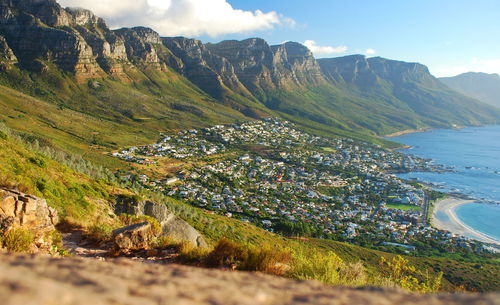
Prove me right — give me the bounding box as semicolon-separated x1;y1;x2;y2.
392;125;500;242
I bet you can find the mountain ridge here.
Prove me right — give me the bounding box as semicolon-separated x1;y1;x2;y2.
0;0;499;153
440;72;500;109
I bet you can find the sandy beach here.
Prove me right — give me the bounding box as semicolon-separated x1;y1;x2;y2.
431;197;500;246
384;128;429;138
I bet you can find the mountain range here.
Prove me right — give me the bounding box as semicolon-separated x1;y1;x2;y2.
440;72;500;109
0;0;499;158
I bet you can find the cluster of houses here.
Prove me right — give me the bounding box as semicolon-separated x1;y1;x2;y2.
112;118;490;254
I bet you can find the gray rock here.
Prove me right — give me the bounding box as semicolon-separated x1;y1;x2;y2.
115;196;208;248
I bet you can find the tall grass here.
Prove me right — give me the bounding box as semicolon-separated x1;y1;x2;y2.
1;228;34;253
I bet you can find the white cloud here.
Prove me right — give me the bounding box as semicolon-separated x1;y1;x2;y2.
365;48;376;56
303;40;348;56
57;0;292;37
432;58;500;77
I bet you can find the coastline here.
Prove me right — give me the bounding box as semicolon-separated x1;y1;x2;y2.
384;128;429;138
431;197;500;246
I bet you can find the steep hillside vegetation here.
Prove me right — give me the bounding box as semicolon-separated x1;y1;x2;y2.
440;72;500;108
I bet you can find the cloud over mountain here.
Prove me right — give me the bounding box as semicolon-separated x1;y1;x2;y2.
58;0;292;37
432;58;500;77
303;40;348;56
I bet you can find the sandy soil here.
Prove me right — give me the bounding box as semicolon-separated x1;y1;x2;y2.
0;254;498;305
431;197;500;246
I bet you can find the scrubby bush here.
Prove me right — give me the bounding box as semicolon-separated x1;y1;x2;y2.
288;250;372;287
339;262;368;286
84;223;115;245
379;255;443;293
206;238;291;275
28;156;46;168
0;130;7;140
206;238;244;268
177;241;211;264
2;228;34;252
288;251;345;285
152;235;182;249
0;175;30;193
239;245;292;275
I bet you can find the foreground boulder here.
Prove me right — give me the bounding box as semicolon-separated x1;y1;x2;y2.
111;222;157;254
115;196;207;247
0;253;497;305
0;188;58;252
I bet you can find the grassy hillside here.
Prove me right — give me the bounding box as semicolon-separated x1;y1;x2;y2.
0;66;254;167
1;126;498;292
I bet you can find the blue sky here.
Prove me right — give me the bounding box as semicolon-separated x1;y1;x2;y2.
209;0;500;77
59;0;500;77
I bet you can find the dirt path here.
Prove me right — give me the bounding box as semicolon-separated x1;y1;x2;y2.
62;231;109;258
61;229;179;264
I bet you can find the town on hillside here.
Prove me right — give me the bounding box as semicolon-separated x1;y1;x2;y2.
112;118;491;255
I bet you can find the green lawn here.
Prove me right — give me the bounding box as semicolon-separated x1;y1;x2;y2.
386;204;421;211
321;147;337;152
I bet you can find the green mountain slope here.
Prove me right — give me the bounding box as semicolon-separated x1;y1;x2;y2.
318;56;500;130
440;72;500;109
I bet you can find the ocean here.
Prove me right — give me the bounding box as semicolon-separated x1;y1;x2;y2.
391;125;500;242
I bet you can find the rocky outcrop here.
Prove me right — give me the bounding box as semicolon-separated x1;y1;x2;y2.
0;253;498;305
0;188;58;251
0;34;16;69
112;222;157;254
66;8;129;77
115;196;207;248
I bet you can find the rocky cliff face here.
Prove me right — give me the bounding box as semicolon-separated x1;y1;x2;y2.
0;0;174;78
162;37;252;99
0;0;104;76
206;39;325;95
114;27;170;72
207;38;276;95
318;55;434;88
271;42;325;86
